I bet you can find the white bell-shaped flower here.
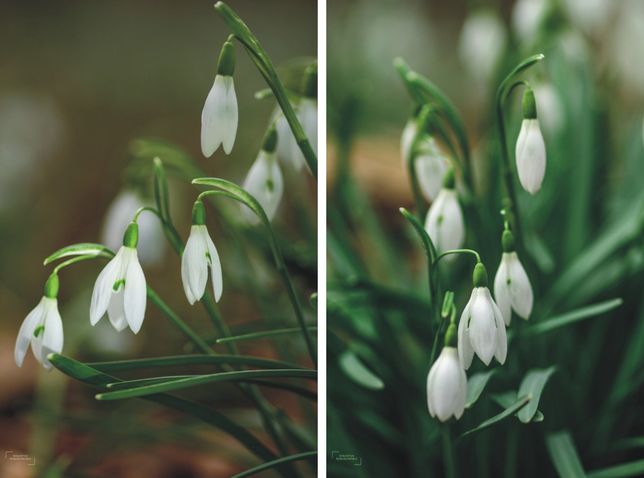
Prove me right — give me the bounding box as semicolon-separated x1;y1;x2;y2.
90;222;147;334
494;230;533;325
427;322;467;422
400;117;417;164
14;274;63;369
242;129;283;224
415;138;450;202
516;89;546;195
201;41;238;157
458;263;508;369
274;109;300;170
181;200;223;305
290;98;317;171
459;9;507;82
425;169;465;254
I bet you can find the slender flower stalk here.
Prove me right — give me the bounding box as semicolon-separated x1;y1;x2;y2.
494;229;533;324
427;323;467;422
515;88;546;194
242;126;283;224
425;168;465;254
90;222;147;334
201;40;238;157
14;274;63;369
181;200;223;305
458;263;508;369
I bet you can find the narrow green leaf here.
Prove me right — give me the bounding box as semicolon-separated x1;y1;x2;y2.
491;391;544;422
546;431;587;478
95;369;317;401
525;299;623;336
216;327;318;344
465;370;496;408
153;157;171;221
441;291;455;319
399;207;437;264
89;354;306;372
338;350;384;390
460;395;531;438
43;243;114;265
47;353;277;462
231;451;317;478
517;367;556;423
588;460;644;478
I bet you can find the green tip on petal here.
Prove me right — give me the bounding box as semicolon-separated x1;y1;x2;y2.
473;262;488;288
217;41;235;76
302;63;317;99
442;167;456;189
44;273;59;298
262;125;278;153
123;222;139;248
522;88;537;119
444;323;457;347
192;200;206;225
502;229;515;252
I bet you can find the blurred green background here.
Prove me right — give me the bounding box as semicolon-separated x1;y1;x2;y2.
328;0;644;476
0;1;316;477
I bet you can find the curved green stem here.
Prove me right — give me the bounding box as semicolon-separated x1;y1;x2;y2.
52;255;101;275
214;1;317;179
434;248;481;268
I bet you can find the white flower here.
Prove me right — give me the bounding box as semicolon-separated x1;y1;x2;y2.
512;0;547;43
90;224;146;334
415;138;450;202
426;347;467;422
100;190;165;266
274;109;300;170
515;118;546;194
494;252;533;325
14;297;63;369
533;83;563;136
458;264;507;369
400;118;417;164
293;98;317;169
242;150;283;224
425;188;465;254
459;9;507;82
201;75;238;157
181;225;223;305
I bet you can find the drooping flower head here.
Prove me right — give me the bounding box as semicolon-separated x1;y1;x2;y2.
242;126;284;224
400;115;418;165
515;88;546;194
15;273;64;369
458;262;508;369
425;168;465;254
90;222;147;334
201;40;238;157
181;200;223;305
494;229;533;325
415;137;450;202
427;323;467;422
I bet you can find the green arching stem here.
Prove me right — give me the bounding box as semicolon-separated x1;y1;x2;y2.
495;54;545;243
52;255;102;275
214;1;317;179
433;248;481;269
133;206;162;222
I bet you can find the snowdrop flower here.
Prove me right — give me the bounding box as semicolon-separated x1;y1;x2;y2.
181;200;223;305
425;168;465;254
274;109;300;170
90;222;147;334
494;230;533;325
512;0;547;43
100;189;165;266
242;127;283;224
427;324;467;422
400;116;417;165
515;89;546;195
14;274;63;369
459;9;507;82
201;40;238;157
458;263;508;369
415;137;450;202
287;65;317;172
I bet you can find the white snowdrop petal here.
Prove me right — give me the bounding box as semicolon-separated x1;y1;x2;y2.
107;290;128;332
493;303;508;365
425;189;464;254
415;151;449;202
507;253;533;319
516;119;546;194
221;77;238;155
300;99;318;152
458;291;475;370
469;288;498;365
186;227;209;304
181;229;200;305
242;152;283;223
123;249;147;334
41;300;63;368
426;361;439;417
203;229;223;303
90;250;123;326
14;299;45;367
493;259;512;326
454;366;468;419
201;75;227;157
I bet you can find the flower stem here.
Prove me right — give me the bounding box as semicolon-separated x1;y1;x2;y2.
433;248;481;268
442;425;457;478
214;1;317;179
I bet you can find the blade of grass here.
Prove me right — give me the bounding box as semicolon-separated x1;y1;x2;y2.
546;431;587;478
216;327;317;344
524;299;623;336
231;451;317;478
460;396;530;438
588;460;644;478
517;367;556;423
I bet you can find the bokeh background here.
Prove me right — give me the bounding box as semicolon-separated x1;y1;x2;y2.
0;1;316;477
328;0;644;476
